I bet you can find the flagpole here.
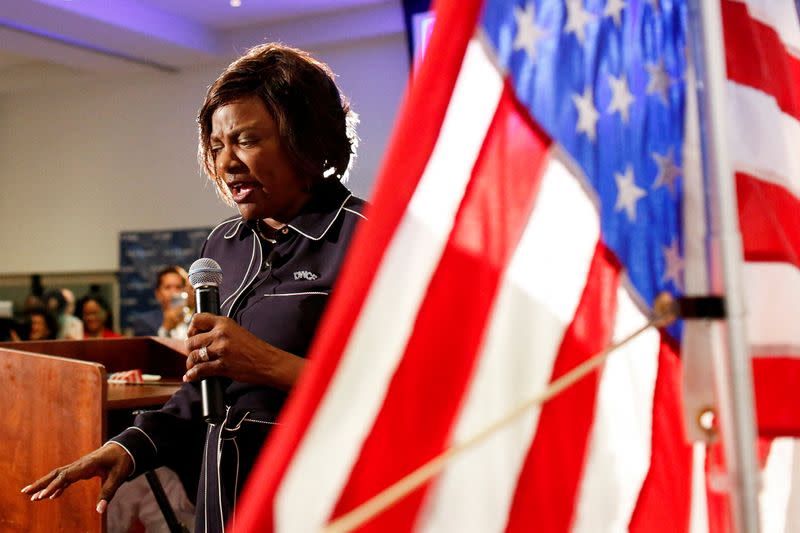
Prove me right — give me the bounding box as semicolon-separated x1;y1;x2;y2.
686;1;761;532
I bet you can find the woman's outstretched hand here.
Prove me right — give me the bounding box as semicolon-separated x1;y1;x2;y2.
21;443;133;514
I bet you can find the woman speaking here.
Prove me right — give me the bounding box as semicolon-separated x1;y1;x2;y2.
23;43;367;531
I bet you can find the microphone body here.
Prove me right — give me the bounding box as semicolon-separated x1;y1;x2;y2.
189;259;226;424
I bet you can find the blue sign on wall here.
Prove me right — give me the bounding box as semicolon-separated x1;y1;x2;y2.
119;228;210;333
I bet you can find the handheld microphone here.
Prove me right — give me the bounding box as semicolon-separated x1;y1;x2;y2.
188;258;226;424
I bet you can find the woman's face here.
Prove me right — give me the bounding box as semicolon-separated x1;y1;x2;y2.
81;300;105;335
29;315;50;340
210;96;310;223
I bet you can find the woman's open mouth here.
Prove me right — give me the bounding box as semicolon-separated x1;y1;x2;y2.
229;181;262;203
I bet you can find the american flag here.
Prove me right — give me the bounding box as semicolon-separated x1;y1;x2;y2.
234;0;800;531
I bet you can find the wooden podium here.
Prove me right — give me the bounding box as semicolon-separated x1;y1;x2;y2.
0;337;187;532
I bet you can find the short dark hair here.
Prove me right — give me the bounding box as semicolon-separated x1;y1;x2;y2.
25;305;58;340
43;289;67;314
77;294;114;329
197;43;358;203
155;266;187;290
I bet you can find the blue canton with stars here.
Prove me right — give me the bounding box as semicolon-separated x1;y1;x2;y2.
481;0;688;337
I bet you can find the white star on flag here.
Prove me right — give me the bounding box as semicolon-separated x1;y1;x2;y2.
646;59;671;103
614;164;646;221
652;147;681;196
572;86;599;141
603;0;626;26
662;238;684;290
513;2;548;62
564;0;596;44
607;73;635;123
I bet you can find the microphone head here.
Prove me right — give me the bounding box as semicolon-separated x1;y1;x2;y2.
188;258;223;288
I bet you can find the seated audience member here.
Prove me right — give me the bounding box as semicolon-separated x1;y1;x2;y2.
24;306;58;341
129;266;191;338
62;288;77;316
78;295;122;339
44;289;83;340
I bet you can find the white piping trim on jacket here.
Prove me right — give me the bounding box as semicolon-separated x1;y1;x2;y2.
263;291;329;297
202;424;211;533
207;216;241;241
221;231;260;314
105;441;136;478
223;411;251;433
129;426;158;455
343;206;368;220
242;416;279;426
217;408;231;532
231;437;241;532
288;193;352;241
223;221;242;239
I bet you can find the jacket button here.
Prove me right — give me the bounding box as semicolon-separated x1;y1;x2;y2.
264;260;271;270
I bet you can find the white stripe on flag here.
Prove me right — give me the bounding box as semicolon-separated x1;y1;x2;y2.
784;440;800;529
739;0;800;54
571;286;660;533
689;443;710;533
727;82;800;196
760;437;797;533
743;262;800;354
417;155;601;533
274;38;504;532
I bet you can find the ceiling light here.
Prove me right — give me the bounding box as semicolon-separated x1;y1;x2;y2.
230;0;241;6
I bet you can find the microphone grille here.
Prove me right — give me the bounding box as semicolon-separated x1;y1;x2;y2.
188;258;223;288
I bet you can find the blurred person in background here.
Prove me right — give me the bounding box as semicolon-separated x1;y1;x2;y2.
21;293;44;318
61;288;77;316
24;306;58;341
44;289;83;340
158;270;194;340
77;294;122;339
129;266;191;338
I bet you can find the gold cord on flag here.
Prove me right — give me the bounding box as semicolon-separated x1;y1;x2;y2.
323;293;678;533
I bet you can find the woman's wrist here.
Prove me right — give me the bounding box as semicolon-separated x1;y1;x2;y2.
263;346;306;391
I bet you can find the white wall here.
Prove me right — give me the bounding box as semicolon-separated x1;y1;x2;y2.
0;34;409;275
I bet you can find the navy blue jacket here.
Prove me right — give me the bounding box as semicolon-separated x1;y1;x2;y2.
111;180;366;526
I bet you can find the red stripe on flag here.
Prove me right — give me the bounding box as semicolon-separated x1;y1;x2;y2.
753;357;800;437
736;172;800;268
328;84;552;532
628;339;693;533
504;243;619;533
233;1;486;530
723;0;800;121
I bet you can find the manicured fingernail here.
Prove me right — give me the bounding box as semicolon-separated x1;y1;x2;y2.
21;485;31;493
96;500;107;514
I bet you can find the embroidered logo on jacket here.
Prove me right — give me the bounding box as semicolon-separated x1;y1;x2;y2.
294;270;319;281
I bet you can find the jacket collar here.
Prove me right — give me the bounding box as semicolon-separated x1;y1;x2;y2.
235;179;352;241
